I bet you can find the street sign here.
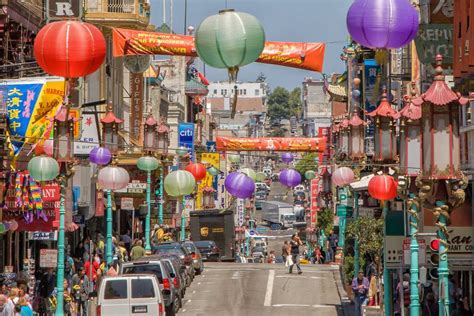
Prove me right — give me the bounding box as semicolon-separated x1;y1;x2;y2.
403;238;427;265
121;197;135;211
40;249;58;268
249;230;256;236
336;205;353;217
29;232;57;241
385;236;404;267
237;198;244;226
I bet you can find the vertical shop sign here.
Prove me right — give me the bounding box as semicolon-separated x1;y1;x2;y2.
130;73;144;141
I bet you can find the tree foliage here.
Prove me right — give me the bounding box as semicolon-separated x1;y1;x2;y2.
317;207;334;236
256;72;266;83
266;86;302;123
289;87;302;118
346;216;384;260
268;127;288;137
295;153;318;176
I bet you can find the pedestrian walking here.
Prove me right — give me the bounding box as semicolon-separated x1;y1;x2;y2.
281;241;289;263
71;266;91;316
351;271;369;316
328;230;338;262
130;240;146;261
0;294;14;316
288;233;303;274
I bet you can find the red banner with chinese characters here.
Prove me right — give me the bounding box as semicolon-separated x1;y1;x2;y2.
3;183;60;231
310;178;320;227
112;28;325;72
216;137;326;152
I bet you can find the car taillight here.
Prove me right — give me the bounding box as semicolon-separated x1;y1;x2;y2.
173;277;179;288
163;278;170;290
213;246;219;252
192;253;198;260
159;303;164;315
97;305;101;316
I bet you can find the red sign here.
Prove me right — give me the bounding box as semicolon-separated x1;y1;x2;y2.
3;183;60;232
310;178;320;228
216;137;326;152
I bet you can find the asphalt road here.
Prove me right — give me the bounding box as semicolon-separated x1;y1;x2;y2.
178;262;344;316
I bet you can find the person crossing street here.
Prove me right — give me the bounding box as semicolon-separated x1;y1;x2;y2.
289;233;303;274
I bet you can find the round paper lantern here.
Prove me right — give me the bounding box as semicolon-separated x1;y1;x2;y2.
208;167;220;176
225;172;255;199
332;167;355;186
279;169;302;187
176;146;189;157
346;0;419;49
164;170;196;197
281;153;293;164
137;156;160;172
256;172;266;182
3;222;10;231
228;154;241;164
240;168;257;182
0;223;6;234
185;162;207;181
9;220;18;232
98;166;130;191
352;89;361;98
34;20;106;78
368;174;398;201
27;156;60;182
305;170;316;180
195;9;265;76
35;139;53;157
353;77;361;86
89;147;112;165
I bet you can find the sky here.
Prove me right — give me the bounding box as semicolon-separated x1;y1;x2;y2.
150;0;352;90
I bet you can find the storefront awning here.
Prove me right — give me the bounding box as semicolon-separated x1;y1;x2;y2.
349;174;374;191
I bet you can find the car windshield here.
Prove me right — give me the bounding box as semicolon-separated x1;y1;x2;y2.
183;243;196;253
122;264;163;283
284;214;296;221
195;241;215;248
155;246;186;257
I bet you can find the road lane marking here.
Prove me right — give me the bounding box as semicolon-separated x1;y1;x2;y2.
192;290;196;294
273;304;310;307
264;269;275;307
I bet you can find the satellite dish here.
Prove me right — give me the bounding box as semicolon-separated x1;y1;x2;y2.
124;55;152;74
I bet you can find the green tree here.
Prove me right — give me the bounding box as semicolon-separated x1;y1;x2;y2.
267;87;291;122
268;127;288;137
288;87;302;117
256;72;266;83
317;207;334;236
346;216;384;262
294;153;318;176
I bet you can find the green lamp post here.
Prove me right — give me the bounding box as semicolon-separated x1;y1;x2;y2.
164;170;196;241
137;156;160;253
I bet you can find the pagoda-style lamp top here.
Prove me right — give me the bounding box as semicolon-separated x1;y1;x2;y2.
101;104;123;154
157;116;170;154
143;112;158;152
397;82;421;122
367;89;398;119
53;105;76;162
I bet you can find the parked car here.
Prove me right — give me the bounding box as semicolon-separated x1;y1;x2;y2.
121;257;180;315
252;246;265;263
294;184;306;193
182;241;204;275
194;240;221;262
97;274;165;316
154;242;195;286
255;190;267;201
255;182;271;192
158;255;186;307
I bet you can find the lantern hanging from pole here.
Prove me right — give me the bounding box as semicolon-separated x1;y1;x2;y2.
332;167;354;186
305;170;316;180
228;154;241;164
34;20;106;78
279;169;302;187
398;82;422;176
27;155;60;182
225;172;255;199
240;168;257;182
97;166;130;191
415;55;468;180
346;0;419;49
368;174;398;201
53;106;75;162
367;89;398;162
164;170;196;197
208;167;220;176
281;153;293;164
185;162;207;181
137;156;160;172
348;109;366;159
101;104;123;155
176;146;189;157
89;147;112;165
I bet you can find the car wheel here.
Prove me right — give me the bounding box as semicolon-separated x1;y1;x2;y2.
195;268;201;275
166;303;176;316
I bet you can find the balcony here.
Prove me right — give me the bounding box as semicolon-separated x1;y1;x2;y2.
85;0;150;28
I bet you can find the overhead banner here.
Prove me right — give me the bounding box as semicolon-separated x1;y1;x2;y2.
0;78;65;155
216;137;326;152
112;28;325;72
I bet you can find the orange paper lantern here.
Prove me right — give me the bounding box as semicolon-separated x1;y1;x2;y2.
368;174;397;201
185;162;207;182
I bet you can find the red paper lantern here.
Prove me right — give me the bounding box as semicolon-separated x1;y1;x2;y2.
368;174;398;201
185;162;207;181
34;20;106;78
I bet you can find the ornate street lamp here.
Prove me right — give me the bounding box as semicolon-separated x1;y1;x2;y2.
157;117;170;154
101;104;123;155
202;186;216;209
143;113;158;152
348;109;366;160
367;89;398;162
339;118;350;157
53;106;75;162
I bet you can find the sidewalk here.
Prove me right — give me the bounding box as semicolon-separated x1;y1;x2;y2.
334;266;355;316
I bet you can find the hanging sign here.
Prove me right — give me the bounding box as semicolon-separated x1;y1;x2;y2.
216;137;326;152
46;0;82;21
403;238;426;265
414;24;453;65
236;198;245;226
310;178;319;227
40;249;58;268
178;123;195;160
130;73;144;142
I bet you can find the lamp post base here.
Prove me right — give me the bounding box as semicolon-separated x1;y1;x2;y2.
335;247;344;264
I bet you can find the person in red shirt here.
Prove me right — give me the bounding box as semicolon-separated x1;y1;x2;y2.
83;260;99;282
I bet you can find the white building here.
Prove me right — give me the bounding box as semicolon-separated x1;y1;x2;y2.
207;81;269;114
302;78;331;137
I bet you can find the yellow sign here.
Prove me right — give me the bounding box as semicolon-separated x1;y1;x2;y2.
69;108;81;140
211;228;224;233
200;227;209;237
196;153;220;209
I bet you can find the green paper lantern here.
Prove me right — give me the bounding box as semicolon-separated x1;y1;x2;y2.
208;167;220;176
240;168;257;182
137;156;160;172
164;170;196;197
176;146;188;157
27;155;60;181
195;9;265;77
305;170;316;180
228;154;241;163
0;223;6;234
256;172;266;182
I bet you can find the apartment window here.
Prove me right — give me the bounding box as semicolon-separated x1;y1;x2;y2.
224;89;227;96
255;89;260;96
221;89;224;95
243;89;247;95
213;89;217;95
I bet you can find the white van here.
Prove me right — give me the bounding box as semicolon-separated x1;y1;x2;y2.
97;274;165;316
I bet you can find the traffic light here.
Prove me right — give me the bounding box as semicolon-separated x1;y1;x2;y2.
429;238;440;265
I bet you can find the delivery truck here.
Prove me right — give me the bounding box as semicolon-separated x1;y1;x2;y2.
260;201;296;230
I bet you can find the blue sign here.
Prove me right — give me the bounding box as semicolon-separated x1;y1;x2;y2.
178;123;195;161
206;141;216;153
249;230;256;236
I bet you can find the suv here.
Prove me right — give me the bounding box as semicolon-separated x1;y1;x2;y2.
182;241;204;275
121;257;180;315
194;240;221;262
157;254;187;299
256;182;271;192
154;242;195;286
97;274;165;316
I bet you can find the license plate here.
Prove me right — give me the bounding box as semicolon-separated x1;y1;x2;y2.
132;305;148;313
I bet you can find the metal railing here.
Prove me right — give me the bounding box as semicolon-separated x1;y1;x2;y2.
86;0;148;17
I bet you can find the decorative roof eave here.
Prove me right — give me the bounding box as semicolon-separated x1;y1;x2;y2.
397;85;422;120
348;110;367;127
332;123;340;133
367;90;398;119
340;118;350;129
185;79;209;96
422;54;469;107
101;105;124;124
145;113;158;126
157;123;170;134
54;106;79;122
327;83;347;98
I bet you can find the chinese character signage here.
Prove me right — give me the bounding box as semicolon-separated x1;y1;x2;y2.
196;153;220;209
178;123;195;160
0;78;65;155
310;178;319;227
237;198;245;226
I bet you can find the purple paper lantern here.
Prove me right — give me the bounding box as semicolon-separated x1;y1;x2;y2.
89;147;112;165
279;169;302;187
225;172;255;199
346;0;419;49
281;153;293;164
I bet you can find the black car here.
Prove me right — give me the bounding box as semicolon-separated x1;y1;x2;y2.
155;242;195;286
182;241;204;275
194;240;221;262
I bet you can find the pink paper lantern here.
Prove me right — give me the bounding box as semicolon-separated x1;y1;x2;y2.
332;167;355;186
9;220;18;231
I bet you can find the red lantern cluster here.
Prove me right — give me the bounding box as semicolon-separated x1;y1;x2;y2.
34;21;106;78
185;162;207;181
368;174;398;201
